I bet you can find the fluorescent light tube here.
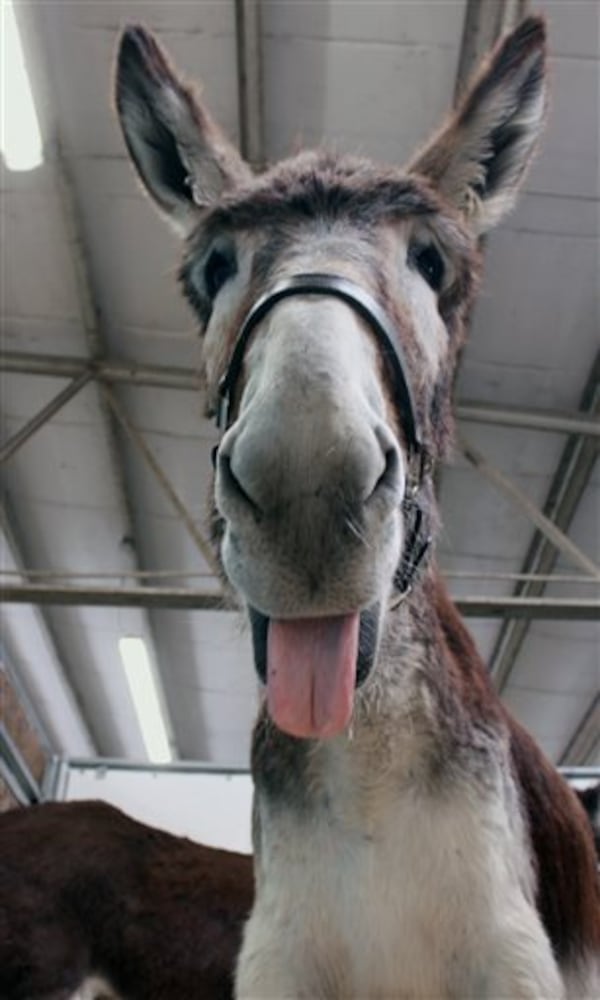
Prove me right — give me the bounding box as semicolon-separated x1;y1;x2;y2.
1;0;44;171
119;637;173;764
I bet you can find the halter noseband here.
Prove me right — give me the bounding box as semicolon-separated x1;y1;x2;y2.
215;272;431;599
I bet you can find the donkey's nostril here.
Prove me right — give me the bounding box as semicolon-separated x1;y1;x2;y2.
218;452;261;515
372;446;400;497
368;427;402;503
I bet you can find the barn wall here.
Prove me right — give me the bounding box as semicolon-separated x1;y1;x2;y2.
60;763;253;853
0;661;48;812
0;778;19;813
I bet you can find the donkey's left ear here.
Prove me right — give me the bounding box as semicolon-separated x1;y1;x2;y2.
408;16;548;234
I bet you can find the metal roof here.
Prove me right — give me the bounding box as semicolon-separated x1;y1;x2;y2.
1;0;598;770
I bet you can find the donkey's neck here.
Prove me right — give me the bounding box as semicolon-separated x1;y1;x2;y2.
347;571;501;778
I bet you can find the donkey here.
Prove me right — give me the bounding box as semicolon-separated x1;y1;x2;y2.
115;16;600;998
0;799;253;999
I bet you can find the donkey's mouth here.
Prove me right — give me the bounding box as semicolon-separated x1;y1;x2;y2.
249;605;379;739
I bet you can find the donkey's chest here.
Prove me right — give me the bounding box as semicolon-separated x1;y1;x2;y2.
255;782;528;997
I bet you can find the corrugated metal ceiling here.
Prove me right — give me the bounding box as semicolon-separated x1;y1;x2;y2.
1;0;598;770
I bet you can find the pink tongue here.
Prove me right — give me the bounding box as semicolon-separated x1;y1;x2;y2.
267;613;360;739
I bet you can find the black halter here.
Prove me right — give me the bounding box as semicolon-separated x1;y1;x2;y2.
215;272;431;598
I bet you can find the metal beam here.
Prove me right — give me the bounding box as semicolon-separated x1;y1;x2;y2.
235;0;265;166
454;0;529;101
0;351;202;390
0;370;94;464
559;695;600;767
38;755;600;785
459;435;600;579
455;596;599;620
559;766;600;782
490;352;600;691
2;582;598;619
1;582;231;610
58;756;251;777
4;352;600;439
456;401;600;439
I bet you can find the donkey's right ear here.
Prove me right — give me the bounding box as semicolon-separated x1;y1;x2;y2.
115;26;250;234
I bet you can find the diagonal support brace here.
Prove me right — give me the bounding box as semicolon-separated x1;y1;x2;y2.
102;385;223;581
1;370;94;464
459;435;600;580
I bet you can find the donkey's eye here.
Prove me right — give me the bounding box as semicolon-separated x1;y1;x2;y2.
204;247;237;299
409;242;445;293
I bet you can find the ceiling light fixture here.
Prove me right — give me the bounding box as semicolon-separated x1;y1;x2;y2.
119;636;173;764
1;0;43;171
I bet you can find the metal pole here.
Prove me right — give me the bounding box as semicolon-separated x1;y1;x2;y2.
0;722;42;804
1;581;598;619
559;766;600;781
0;582;233;610
235;0;264;167
0;370;94;464
0;351;202;391
456;401;600;439
454;0;528;103
37;755;600;788
101;385;223;579
56;147;102;356
4;353;600;438
455;595;599;620
559;695;600;767
61;756;251;776
459;436;600;580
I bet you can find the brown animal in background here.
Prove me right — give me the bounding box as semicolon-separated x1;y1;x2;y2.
0;800;253;999
115;14;600;998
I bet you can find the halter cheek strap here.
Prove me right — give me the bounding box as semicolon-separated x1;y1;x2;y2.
215;272;432;599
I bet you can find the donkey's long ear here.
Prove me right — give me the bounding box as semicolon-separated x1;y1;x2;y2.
408;16;547;234
115;26;250;233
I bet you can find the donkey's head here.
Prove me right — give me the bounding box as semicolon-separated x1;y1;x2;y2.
115;18;547;739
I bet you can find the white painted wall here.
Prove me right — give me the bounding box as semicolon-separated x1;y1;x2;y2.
61;763;253;854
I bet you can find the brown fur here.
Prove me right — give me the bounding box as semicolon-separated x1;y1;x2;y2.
0;800;253;1000
434;579;600;964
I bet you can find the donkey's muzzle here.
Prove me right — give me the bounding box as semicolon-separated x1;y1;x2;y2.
216;418;401;523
